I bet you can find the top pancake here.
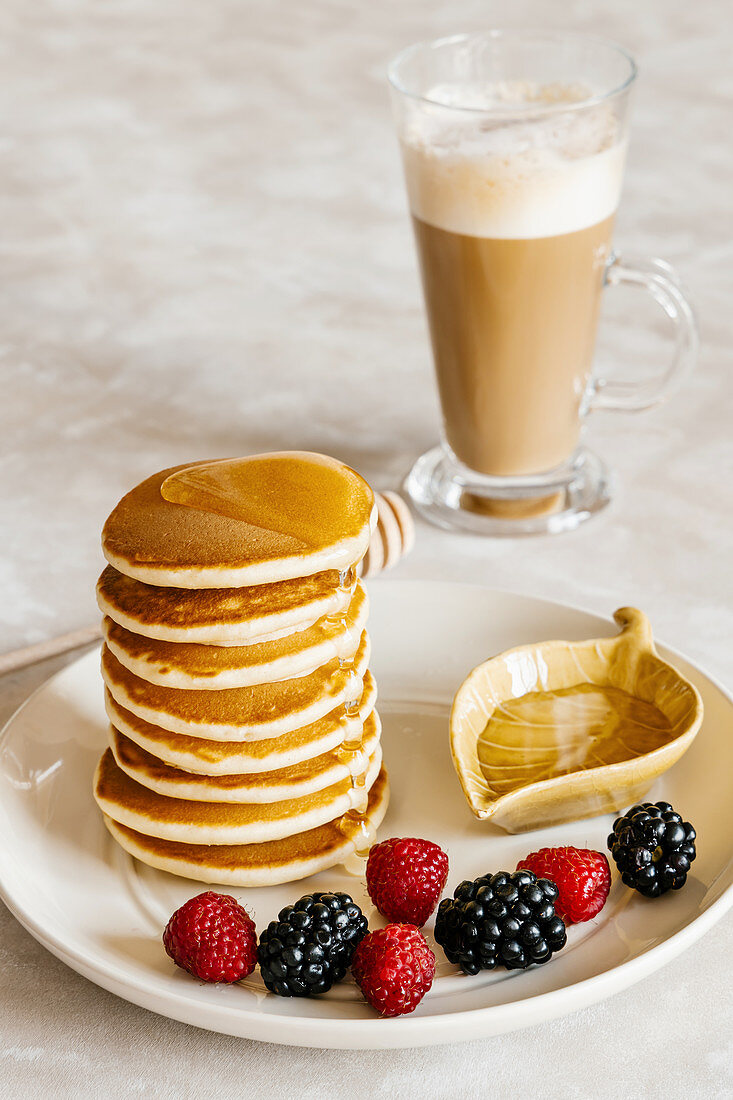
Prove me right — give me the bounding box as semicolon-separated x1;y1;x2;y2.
102;453;375;588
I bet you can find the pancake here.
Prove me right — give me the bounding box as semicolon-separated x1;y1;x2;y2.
97;564;355;646
101;631;369;740
102;581;368;690
102;454;375;588
109;710;381;802
94;746;382;844
102;766;389;886
104;672;378;774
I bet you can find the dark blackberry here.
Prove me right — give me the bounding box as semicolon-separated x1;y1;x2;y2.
434;870;567;975
608;801;696;898
257;891;368;997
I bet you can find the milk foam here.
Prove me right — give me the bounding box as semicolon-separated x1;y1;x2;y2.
399;84;626;238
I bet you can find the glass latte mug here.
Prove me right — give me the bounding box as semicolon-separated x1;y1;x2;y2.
389;32;697;535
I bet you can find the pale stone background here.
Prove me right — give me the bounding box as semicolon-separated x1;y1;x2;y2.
1;0;731;1096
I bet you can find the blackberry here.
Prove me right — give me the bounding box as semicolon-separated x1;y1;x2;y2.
434;870;567;975
608;801;696;898
257;891;367;996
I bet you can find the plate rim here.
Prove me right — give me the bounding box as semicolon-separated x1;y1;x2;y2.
2;581;732;1048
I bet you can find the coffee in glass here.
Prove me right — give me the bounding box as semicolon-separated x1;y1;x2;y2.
389;32;697;534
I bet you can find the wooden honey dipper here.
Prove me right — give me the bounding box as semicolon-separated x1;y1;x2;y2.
359;491;416;579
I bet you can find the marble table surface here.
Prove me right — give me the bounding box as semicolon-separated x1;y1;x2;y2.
1;0;731;1095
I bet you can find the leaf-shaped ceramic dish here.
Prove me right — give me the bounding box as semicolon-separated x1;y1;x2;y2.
450;608;703;833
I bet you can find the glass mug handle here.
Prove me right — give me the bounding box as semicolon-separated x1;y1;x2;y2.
589;253;698;412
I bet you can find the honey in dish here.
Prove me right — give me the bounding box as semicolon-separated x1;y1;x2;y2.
478;683;672;796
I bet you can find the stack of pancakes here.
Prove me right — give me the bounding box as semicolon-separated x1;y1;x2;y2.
93;452;389;886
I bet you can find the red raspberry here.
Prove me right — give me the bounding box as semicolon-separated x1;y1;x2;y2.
517;847;611;925
366;837;449;927
163;891;257;983
351;924;435;1017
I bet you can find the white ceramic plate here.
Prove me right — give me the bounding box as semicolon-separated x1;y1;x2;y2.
1;582;732;1049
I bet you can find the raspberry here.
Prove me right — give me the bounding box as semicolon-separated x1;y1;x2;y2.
517;847;611;924
366;837;449;927
163;891;257;983
351;924;435;1017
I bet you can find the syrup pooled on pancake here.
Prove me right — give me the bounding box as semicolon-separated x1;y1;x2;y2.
160;453;371;549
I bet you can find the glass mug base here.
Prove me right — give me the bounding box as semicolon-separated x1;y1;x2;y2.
404;445;611;537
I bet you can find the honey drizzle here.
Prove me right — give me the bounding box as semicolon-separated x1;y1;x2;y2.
328;565;376;872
